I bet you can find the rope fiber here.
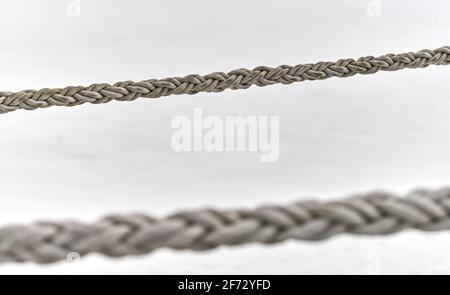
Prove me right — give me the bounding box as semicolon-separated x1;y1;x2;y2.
1;46;449;114
2;46;450;264
2;187;450;263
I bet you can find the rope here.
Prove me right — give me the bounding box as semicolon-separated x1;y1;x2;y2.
2;187;450;264
1;46;449;114
2;47;449;264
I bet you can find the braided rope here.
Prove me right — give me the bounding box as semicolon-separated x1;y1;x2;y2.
2;187;450;264
3;47;450;264
1;46;449;114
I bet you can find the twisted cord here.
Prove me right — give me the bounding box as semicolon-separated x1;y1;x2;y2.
1;46;449;114
2;187;450;264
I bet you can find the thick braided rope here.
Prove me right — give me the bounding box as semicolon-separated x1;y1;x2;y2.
2;187;450;264
1;46;449;114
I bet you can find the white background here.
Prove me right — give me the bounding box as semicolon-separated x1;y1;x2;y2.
1;0;450;274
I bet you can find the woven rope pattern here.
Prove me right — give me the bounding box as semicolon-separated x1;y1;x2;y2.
2;187;450;263
1;46;449;114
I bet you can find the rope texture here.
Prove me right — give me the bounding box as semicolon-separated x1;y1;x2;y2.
1;46;449;114
2;187;450;264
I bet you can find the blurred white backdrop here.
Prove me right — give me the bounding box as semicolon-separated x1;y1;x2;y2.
1;0;450;274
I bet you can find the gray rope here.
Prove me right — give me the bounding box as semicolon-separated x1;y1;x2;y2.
2;187;450;264
1;46;449;114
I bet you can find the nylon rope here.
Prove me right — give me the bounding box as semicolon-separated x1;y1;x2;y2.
1;187;450;263
1;46;449;114
2;46;450;264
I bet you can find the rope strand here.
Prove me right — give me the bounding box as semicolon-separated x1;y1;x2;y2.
1;46;449;114
2;187;450;264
